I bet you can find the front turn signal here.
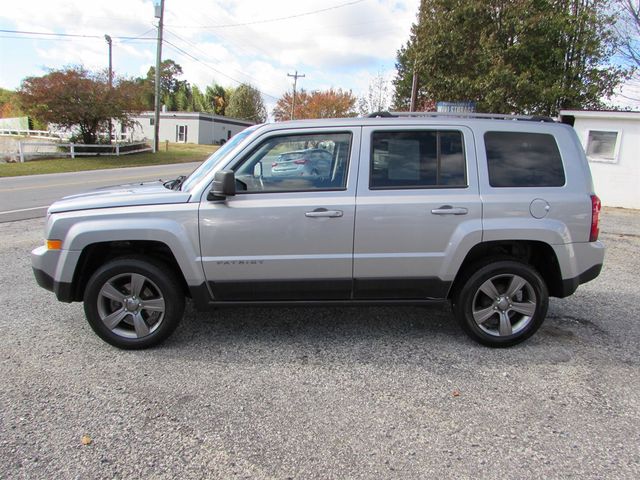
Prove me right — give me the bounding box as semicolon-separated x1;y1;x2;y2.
46;239;62;250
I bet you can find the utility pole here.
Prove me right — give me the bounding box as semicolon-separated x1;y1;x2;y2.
409;60;418;113
287;70;305;120
153;0;165;153
105;34;113;142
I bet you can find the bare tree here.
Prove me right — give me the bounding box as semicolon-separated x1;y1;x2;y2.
358;71;391;116
617;1;640;101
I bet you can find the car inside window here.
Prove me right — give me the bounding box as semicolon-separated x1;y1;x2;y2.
233;132;352;193
370;130;467;189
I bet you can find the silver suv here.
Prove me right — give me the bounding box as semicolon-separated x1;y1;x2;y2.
31;112;605;349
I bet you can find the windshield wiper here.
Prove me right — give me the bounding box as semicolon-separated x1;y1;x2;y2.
163;175;187;191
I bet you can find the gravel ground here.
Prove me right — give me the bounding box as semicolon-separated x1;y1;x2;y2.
0;208;638;479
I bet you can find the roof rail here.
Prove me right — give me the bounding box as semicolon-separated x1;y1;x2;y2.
367;111;555;123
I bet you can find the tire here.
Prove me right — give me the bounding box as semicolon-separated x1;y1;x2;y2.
83;256;185;349
452;259;548;347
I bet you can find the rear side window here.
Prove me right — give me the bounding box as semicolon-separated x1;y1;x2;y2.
484;132;565;187
370;130;466;189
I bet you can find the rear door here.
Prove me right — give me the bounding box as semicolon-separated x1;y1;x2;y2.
353;125;482;299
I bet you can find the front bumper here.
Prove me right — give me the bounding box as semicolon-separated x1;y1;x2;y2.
31;245;75;302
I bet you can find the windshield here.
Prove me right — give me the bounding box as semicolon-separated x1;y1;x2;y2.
180;125;260;192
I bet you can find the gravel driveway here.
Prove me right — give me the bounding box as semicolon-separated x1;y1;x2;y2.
1;208;638;479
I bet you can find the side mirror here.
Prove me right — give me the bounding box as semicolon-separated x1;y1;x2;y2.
209;170;236;200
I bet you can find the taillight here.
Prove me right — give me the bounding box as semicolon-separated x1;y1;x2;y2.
272;162;278;167
590;194;601;242
293;158;308;165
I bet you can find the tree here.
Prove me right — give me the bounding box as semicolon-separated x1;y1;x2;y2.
272;88;358;121
205;83;228;115
137;59;188;110
393;0;627;115
226;84;267;122
18;66;145;144
0;88;23;119
358;72;391;116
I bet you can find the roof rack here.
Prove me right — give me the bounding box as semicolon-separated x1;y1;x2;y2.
367;111;555;123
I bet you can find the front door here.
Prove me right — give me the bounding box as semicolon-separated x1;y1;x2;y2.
199;127;360;301
353;125;482;299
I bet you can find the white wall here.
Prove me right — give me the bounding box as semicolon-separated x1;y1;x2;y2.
126;114;251;145
572;116;640;209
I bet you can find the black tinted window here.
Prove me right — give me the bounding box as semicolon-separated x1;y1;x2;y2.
370;130;466;189
485;132;565;187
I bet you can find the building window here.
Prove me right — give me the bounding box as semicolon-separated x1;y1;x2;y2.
176;125;188;143
585;130;620;163
150;118;154;126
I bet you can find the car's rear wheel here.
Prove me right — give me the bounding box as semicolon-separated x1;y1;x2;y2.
452;260;548;347
83;257;185;349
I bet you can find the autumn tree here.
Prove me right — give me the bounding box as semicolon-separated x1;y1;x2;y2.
18;67;145;144
226;84;267;122
394;0;627;115
0;88;23;119
273;88;358;121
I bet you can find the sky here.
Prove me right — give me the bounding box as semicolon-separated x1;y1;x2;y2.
0;0;420;115
0;0;637;113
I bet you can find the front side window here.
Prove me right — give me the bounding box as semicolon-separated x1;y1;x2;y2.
233;132;352;193
370;130;467;189
485;131;565;187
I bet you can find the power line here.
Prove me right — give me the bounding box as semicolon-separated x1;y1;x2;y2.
163;28;271;90
0;29;156;41
161;37;279;100
165;0;365;29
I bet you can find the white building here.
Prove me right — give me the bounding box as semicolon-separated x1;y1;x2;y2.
125;111;255;145
560;110;640;209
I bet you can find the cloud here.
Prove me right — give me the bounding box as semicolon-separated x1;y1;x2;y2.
0;0;420;100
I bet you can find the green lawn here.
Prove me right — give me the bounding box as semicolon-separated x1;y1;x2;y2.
0;143;218;177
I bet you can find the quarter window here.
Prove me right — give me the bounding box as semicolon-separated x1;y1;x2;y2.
370;130;467;189
485;132;565;187
233;132;352;193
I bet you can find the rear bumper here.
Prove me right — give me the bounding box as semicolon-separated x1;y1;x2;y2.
559;263;603;298
554;240;605;297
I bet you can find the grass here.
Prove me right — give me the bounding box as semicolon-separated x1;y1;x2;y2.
0;143;218;177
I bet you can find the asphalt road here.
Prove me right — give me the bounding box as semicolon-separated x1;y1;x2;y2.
0;162;202;223
0;208;639;479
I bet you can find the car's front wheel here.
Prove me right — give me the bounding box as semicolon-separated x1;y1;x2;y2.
83;257;185;349
452;260;548;347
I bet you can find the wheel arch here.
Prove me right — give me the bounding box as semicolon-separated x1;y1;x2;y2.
449;240;564;299
70;240;192;302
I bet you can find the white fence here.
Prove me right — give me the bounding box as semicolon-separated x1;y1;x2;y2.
18;141;151;162
0;128;64;140
0;128;130;142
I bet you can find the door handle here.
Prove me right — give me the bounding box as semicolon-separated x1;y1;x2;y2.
305;208;343;218
431;205;468;215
